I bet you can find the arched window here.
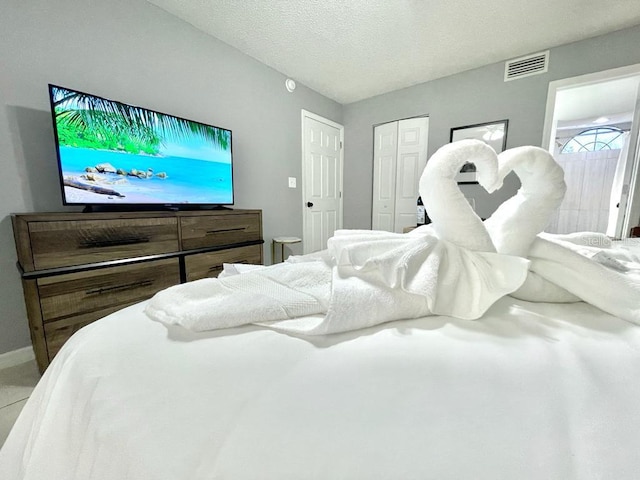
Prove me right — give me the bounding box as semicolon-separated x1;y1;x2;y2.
560;126;626;153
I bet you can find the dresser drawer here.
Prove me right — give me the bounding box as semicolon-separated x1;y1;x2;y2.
43;303;135;360
184;244;263;282
180;213;261;250
37;258;180;322
26;217;179;270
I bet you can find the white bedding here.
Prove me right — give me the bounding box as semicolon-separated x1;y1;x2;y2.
2;298;640;479
3;141;640;479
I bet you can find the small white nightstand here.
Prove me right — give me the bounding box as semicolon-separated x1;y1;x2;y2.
272;236;302;263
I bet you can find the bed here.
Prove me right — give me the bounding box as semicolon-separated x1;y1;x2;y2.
1;141;640;479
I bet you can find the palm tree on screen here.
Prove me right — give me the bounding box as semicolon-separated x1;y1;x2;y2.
51;86;230;154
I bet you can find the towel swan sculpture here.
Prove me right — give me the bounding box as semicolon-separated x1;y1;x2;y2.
146;140;530;334
484;146;566;257
471;144;639;323
418;139;501;252
482;146;581;302
147;138;640;333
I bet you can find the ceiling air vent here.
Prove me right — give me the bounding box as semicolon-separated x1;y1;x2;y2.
504;51;549;81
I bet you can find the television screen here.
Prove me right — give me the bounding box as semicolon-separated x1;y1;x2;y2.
48;84;233;207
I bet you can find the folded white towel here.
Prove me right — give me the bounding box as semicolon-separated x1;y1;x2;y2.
526;233;640;324
291;230;528;335
328;229;529;319
509;271;580;303
145;261;331;331
145;228;530;334
218;263;266;277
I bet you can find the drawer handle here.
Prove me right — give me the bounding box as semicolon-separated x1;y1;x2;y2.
205;227;245;235
80;237;150;248
85;280;153;295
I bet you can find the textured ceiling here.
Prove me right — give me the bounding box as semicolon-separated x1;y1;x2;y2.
145;0;640;104
555;76;640;128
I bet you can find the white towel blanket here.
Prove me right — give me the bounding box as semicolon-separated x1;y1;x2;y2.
524;232;640;325
145;228;530;334
144;261;332;330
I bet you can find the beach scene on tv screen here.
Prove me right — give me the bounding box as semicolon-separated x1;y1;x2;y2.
50;85;233;205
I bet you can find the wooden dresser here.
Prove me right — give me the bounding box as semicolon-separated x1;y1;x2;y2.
12;209;263;372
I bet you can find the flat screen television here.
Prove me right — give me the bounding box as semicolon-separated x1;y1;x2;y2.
48;84;233;209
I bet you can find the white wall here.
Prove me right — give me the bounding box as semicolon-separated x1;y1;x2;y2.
342;25;640;229
0;0;342;355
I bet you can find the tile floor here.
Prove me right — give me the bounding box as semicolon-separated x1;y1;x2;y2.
0;360;40;447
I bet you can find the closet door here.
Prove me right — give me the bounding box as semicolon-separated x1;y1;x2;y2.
372;117;429;232
372;122;398;231
394;117;429;232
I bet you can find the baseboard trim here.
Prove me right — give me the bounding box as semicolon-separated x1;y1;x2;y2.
0;346;35;370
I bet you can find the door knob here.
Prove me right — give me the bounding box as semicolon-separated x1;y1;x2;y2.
306;201;314;208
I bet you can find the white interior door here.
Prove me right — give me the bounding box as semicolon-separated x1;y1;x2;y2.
372;117;429;233
302;111;343;253
372;122;398;231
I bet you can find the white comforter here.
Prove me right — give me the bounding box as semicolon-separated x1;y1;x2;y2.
2;298;640;480
3;141;640;479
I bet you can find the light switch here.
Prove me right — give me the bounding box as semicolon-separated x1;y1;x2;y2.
288;177;297;188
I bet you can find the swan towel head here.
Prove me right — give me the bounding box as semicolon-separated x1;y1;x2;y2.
485;146;566;257
420;139;499;252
